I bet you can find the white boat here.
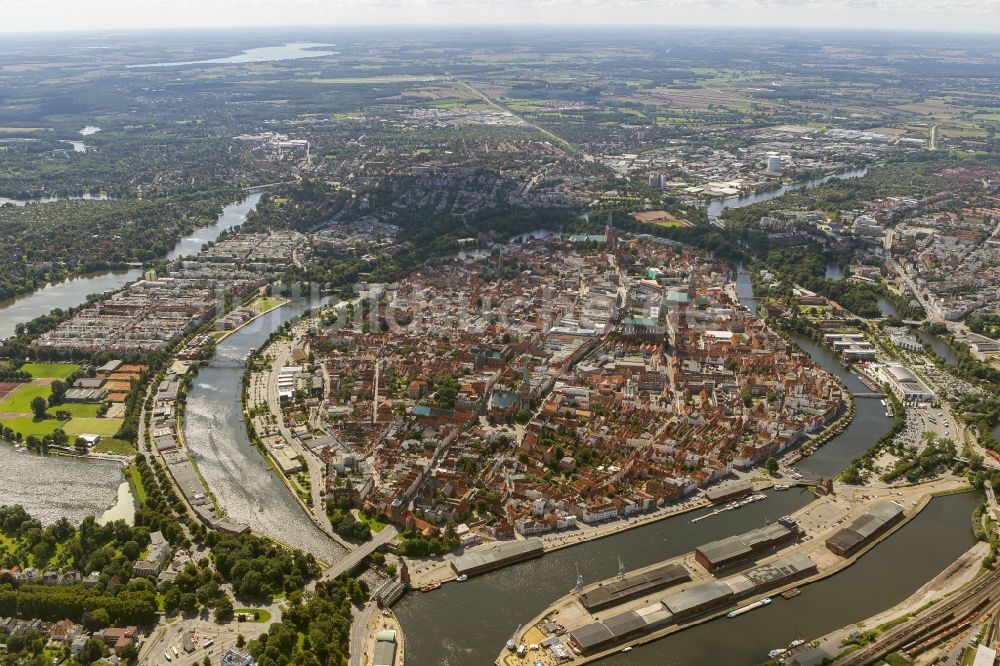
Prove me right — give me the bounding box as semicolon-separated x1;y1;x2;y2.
727;597;772;617
774;484;790;491
456;574;468;582
621;646;633;652
769;648;787;658
506;639;516;651
788;639;805;648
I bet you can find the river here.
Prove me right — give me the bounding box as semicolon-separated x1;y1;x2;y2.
0;192;262;341
166;191;261;260
916;330;960;366
734;263;756;314
395;275;980;666
876;297;900;319
182;293;346;563
707;168;868;224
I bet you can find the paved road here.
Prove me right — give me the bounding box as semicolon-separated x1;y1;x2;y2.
349;603;377;666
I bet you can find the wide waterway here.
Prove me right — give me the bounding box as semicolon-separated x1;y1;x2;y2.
182;294;346;563
395;278;980;666
0;192;261;341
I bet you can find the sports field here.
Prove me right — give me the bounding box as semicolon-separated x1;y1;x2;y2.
0;377;120;442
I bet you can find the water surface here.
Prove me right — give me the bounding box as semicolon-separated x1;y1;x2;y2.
129;43;335;68
166;192;261;260
182;295;346;562
397;285;919;666
0;445;129;525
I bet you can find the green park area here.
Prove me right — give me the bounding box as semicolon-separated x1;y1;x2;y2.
250;296;288;315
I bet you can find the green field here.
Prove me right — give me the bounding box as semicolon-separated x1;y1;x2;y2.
0;414;122;439
93;437;134;455
55;402;102;418
234;608;271;623
63;417;124;437
0;415;62;437
0;384;101;417
0;381;114;440
126;464;148;503
0;384;51;413
18;363;80;379
250;296;289;315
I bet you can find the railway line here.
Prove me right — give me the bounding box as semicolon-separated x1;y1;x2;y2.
834;567;1000;665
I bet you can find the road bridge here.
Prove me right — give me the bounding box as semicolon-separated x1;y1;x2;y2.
314;525;399;585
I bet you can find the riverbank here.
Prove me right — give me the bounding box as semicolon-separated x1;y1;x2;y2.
240;314;352;558
496;480;971;666
706;167;868;224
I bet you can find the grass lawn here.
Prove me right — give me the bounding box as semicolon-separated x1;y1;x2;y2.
250;296;288;315
0;383;51;413
63;417;123;438
125;464;148;503
235;608;272;623
0;415;62;437
55;402;102;418
358;510;388;533
93;437;133;455
0;531;15;555
19;363;79;379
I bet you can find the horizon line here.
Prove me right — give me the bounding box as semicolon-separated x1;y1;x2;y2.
2;22;999;37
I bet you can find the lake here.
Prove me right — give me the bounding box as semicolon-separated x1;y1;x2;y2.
825;263;844;281
129;43;335;68
0;445;134;526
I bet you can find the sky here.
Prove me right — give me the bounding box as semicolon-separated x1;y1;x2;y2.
2;0;999;34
